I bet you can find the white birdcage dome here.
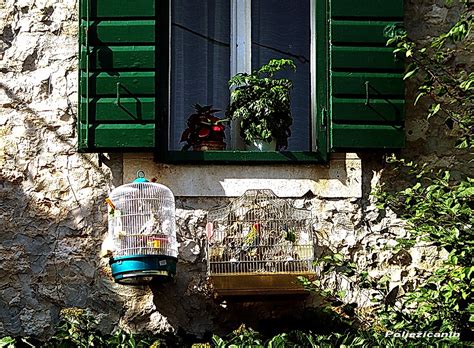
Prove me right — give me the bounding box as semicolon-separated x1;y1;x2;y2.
106;172;178;285
108;182;178;257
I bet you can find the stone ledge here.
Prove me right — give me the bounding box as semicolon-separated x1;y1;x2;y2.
123;153;361;198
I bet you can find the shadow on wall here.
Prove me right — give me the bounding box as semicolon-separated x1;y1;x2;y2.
150;262;328;339
0;82;118;180
0;177;125;338
147;210;353;340
149;263;218;339
0;82;125;338
149;269;352;341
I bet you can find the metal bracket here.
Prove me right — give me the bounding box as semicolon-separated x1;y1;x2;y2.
364;81;401;118
321;107;328;128
116;82;121;106
365;81;370;106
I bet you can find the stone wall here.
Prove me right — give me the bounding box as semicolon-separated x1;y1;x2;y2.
0;0;466;340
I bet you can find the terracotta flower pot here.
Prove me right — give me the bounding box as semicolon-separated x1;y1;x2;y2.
192;141;226;151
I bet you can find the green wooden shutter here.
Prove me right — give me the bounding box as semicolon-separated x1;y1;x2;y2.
329;0;405;150
78;0;163;151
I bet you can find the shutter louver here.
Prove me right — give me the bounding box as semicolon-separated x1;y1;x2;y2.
330;0;405;150
78;0;160;151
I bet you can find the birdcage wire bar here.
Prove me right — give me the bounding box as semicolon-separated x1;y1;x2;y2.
108;183;178;258
207;190;315;277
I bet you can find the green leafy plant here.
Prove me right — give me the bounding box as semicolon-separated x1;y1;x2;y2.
386;8;473;151
227;59;296;150
212;326;321;348
210;325;420;347
371;1;473;338
50;307;157;348
373;159;473;338
212;324;264;348
180;104;228;151
52;307;104;347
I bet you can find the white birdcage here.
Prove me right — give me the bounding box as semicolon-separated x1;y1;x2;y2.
106;171;178;285
207;189;315;296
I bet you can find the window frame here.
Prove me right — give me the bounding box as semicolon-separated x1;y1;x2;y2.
156;0;328;164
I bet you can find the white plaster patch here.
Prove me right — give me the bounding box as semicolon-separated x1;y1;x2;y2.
123;153;362;198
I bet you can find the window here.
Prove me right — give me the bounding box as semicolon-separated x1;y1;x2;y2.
251;0;311;151
78;0;405;161
170;1;231;150
169;0;312;152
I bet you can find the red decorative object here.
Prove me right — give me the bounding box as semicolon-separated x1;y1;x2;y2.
180;104;228;151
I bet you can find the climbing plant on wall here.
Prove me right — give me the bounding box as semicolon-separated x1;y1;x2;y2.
371;0;473;340
299;0;473;345
389;0;473;151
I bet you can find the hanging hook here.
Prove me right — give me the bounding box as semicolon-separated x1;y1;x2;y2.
133;170;149;183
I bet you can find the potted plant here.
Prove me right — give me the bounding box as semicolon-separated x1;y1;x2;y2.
226;58;296;151
180;104;228;151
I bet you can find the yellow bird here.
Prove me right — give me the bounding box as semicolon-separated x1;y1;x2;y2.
243;223;260;247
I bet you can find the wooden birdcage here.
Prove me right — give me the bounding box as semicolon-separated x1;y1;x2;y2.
207;190;315;296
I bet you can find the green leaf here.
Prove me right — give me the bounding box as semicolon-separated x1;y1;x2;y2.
403;69;418;80
337;290;347;299
0;337;16;348
458;187;474;198
267;333;288;347
428;103;441;118
212;335;226;347
414;92;426;105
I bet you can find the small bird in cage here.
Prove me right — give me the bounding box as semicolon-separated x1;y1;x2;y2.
101;208;125;257
139;212;162;235
265;261;277;272
114;210;126;237
246;247;258;258
101;233;115;258
299;229;310;245
243;223;260;248
228;221;241;236
282;225;296;243
209;246;224;260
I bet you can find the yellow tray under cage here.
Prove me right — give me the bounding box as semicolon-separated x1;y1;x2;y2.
210;272;315;296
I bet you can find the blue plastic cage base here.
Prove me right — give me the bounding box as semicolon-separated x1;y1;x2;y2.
110;254;177;285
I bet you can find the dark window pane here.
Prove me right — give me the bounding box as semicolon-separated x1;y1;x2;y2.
252;0;311;151
170;0;230;150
